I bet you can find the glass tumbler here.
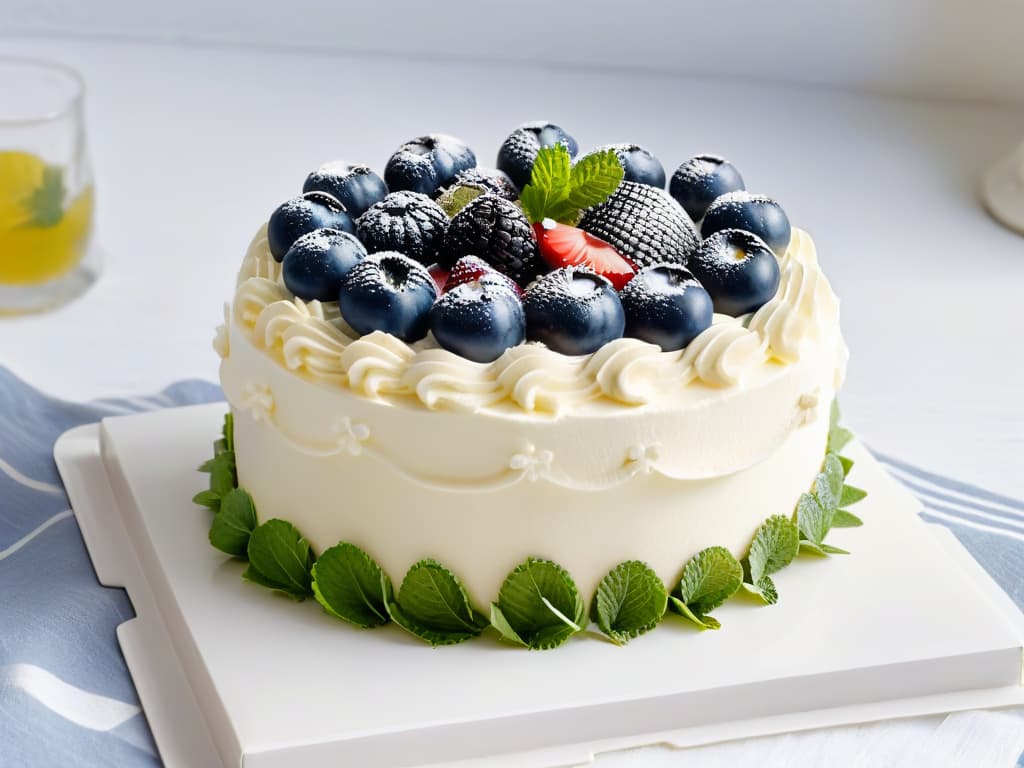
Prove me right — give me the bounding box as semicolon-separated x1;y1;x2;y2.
0;57;98;314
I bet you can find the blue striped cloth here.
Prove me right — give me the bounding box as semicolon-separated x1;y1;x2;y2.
0;365;1021;766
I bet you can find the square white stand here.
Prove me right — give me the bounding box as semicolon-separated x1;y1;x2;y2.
54;403;1024;768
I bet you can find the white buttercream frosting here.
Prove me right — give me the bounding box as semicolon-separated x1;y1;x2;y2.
223;224;839;415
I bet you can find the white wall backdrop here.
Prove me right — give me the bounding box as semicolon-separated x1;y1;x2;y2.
2;0;1022;104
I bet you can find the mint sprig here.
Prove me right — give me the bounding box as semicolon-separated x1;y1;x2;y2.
591;560;667;645
490;558;586;650
669;546;743;630
385;559;486;646
828;400;853;455
741;515;799;605
194;412;236;512
519;145;623;226
244;519;315;599
796;453;859;556
312;542;392;629
209;488;257;558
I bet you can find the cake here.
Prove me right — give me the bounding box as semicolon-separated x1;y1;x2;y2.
199;124;860;649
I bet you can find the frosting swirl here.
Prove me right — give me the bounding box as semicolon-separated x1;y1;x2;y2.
222;225;839;413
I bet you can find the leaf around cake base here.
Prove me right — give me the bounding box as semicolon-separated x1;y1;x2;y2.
490;558;586;650
385;559;487;646
312;542;392;629
591;560;668;645
669;546;743;630
742;515;799;605
208;488;257;558
244;519;314;599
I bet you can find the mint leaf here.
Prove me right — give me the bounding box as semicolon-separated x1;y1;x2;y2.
386;559;486;646
795;492;832;546
520;145;572;224
222;411;234;452
244;519;314;598
828;400;853;454
840;484;867;507
206;451;236;496
743;515;798;604
814;454;844;513
491;558;585;650
799;539;829;557
311;542;392;628
670;546;743;630
209;488;257;557
591;560;667;645
566;150;623;210
27;165;64;227
820;543;850;555
438;183;483;217
832;509;864;528
192;489;221;511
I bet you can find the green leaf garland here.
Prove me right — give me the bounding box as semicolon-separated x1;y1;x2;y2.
386;559;486;646
208;488;257;557
244;519;315;599
311;542;392;628
669;546;743;630
490;558;586;649
591;560;668;644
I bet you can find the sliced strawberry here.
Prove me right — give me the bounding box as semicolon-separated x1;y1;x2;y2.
533;218;637;290
443;255;523;297
427;263;450;293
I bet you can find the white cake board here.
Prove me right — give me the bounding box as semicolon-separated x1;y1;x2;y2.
54;403;1024;768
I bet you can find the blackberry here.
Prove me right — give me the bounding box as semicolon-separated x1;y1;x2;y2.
578;182;699;268
447;167;518;201
356;191;449;265
442;194;544;287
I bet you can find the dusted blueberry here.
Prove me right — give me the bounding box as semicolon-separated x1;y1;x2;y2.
496;121;579;190
442;194;544;286
523;267;625;355
303;162;388;219
701;191;791;257
282;228;367;302
268;192;354;261
669;155;745;221
356;191;449;265
688;229;780;316
580;143;665;188
338;252;438;342
384;134;476;197
430;276;525;363
619;264;713;351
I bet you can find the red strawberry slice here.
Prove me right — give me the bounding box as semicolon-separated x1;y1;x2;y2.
427;263;450;293
443;255;523;297
533;218;636;290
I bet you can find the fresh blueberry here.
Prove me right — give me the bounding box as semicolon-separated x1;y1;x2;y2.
669;155;745;221
267;192;354;262
701;191;791;256
282;228;367;302
338;252;438;342
687;229;781;316
580;143;666;188
496;121;579;190
430;276;525;363
303;162;388;219
619;264;713;351
384;134;476;197
356;191;449;265
522;267;625;355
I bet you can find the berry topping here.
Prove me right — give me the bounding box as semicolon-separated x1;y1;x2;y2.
669;155;745;222
687;229;781;316
282;228;367;302
448;167;518;201
338;252;438;342
302;162;388;219
496;121;579;190
522;267;625;355
619;264;713;351
442;194;544;287
578;181;699;269
430;277;526;363
579;143;666;188
701;191;791;257
355;191;448;265
267;192;354;262
443;255;522;297
427;263;450;293
533;219;635;290
384;134;476;197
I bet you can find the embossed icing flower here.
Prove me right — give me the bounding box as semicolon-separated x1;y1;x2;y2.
509;444;554;482
241;382;274;423
626;443;661;475
332;416;371;456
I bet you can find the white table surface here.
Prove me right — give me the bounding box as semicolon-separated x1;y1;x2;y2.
2;36;1023;767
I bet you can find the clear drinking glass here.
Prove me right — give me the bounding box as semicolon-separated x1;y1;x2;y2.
0;57;98;314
